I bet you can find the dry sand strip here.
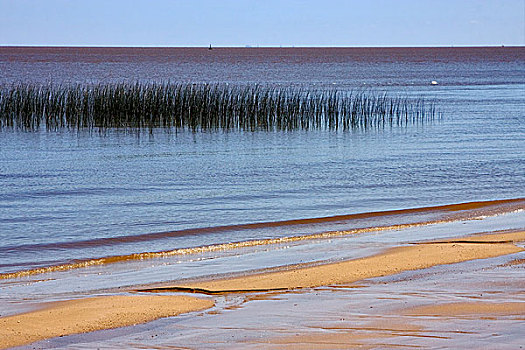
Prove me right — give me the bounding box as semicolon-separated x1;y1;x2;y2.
0;295;213;349
159;231;525;293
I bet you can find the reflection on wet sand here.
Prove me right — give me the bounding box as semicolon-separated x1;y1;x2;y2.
39;248;522;349
264;255;524;349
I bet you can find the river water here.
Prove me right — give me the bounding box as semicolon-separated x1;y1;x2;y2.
0;47;524;275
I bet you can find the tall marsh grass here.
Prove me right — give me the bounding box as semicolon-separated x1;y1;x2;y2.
0;83;437;131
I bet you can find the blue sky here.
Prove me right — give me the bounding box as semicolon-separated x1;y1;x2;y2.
1;0;523;47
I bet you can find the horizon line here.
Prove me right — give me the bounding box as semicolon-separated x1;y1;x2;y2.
0;44;523;49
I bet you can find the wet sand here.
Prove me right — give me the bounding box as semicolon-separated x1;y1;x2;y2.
0;295;213;349
63;244;523;349
268;300;525;350
263;256;525;349
404;301;525;316
2;230;523;348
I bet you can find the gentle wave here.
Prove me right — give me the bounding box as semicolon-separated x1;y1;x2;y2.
2;198;523;255
1;198;523;280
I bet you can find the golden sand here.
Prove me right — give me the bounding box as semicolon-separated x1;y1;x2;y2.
0;295;213;349
168;231;525;292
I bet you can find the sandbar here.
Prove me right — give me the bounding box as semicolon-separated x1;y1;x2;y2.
163;231;525;292
0;295;213;349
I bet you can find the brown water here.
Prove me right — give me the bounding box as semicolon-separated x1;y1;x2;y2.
1;46;523;86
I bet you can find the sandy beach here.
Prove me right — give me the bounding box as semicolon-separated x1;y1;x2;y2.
1;229;523;348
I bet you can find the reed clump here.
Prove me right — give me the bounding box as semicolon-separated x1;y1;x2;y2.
0;82;437;131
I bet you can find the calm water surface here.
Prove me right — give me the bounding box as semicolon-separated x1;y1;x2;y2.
0;47;524;273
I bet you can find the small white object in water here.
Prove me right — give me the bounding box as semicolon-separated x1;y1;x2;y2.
431;80;438;85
